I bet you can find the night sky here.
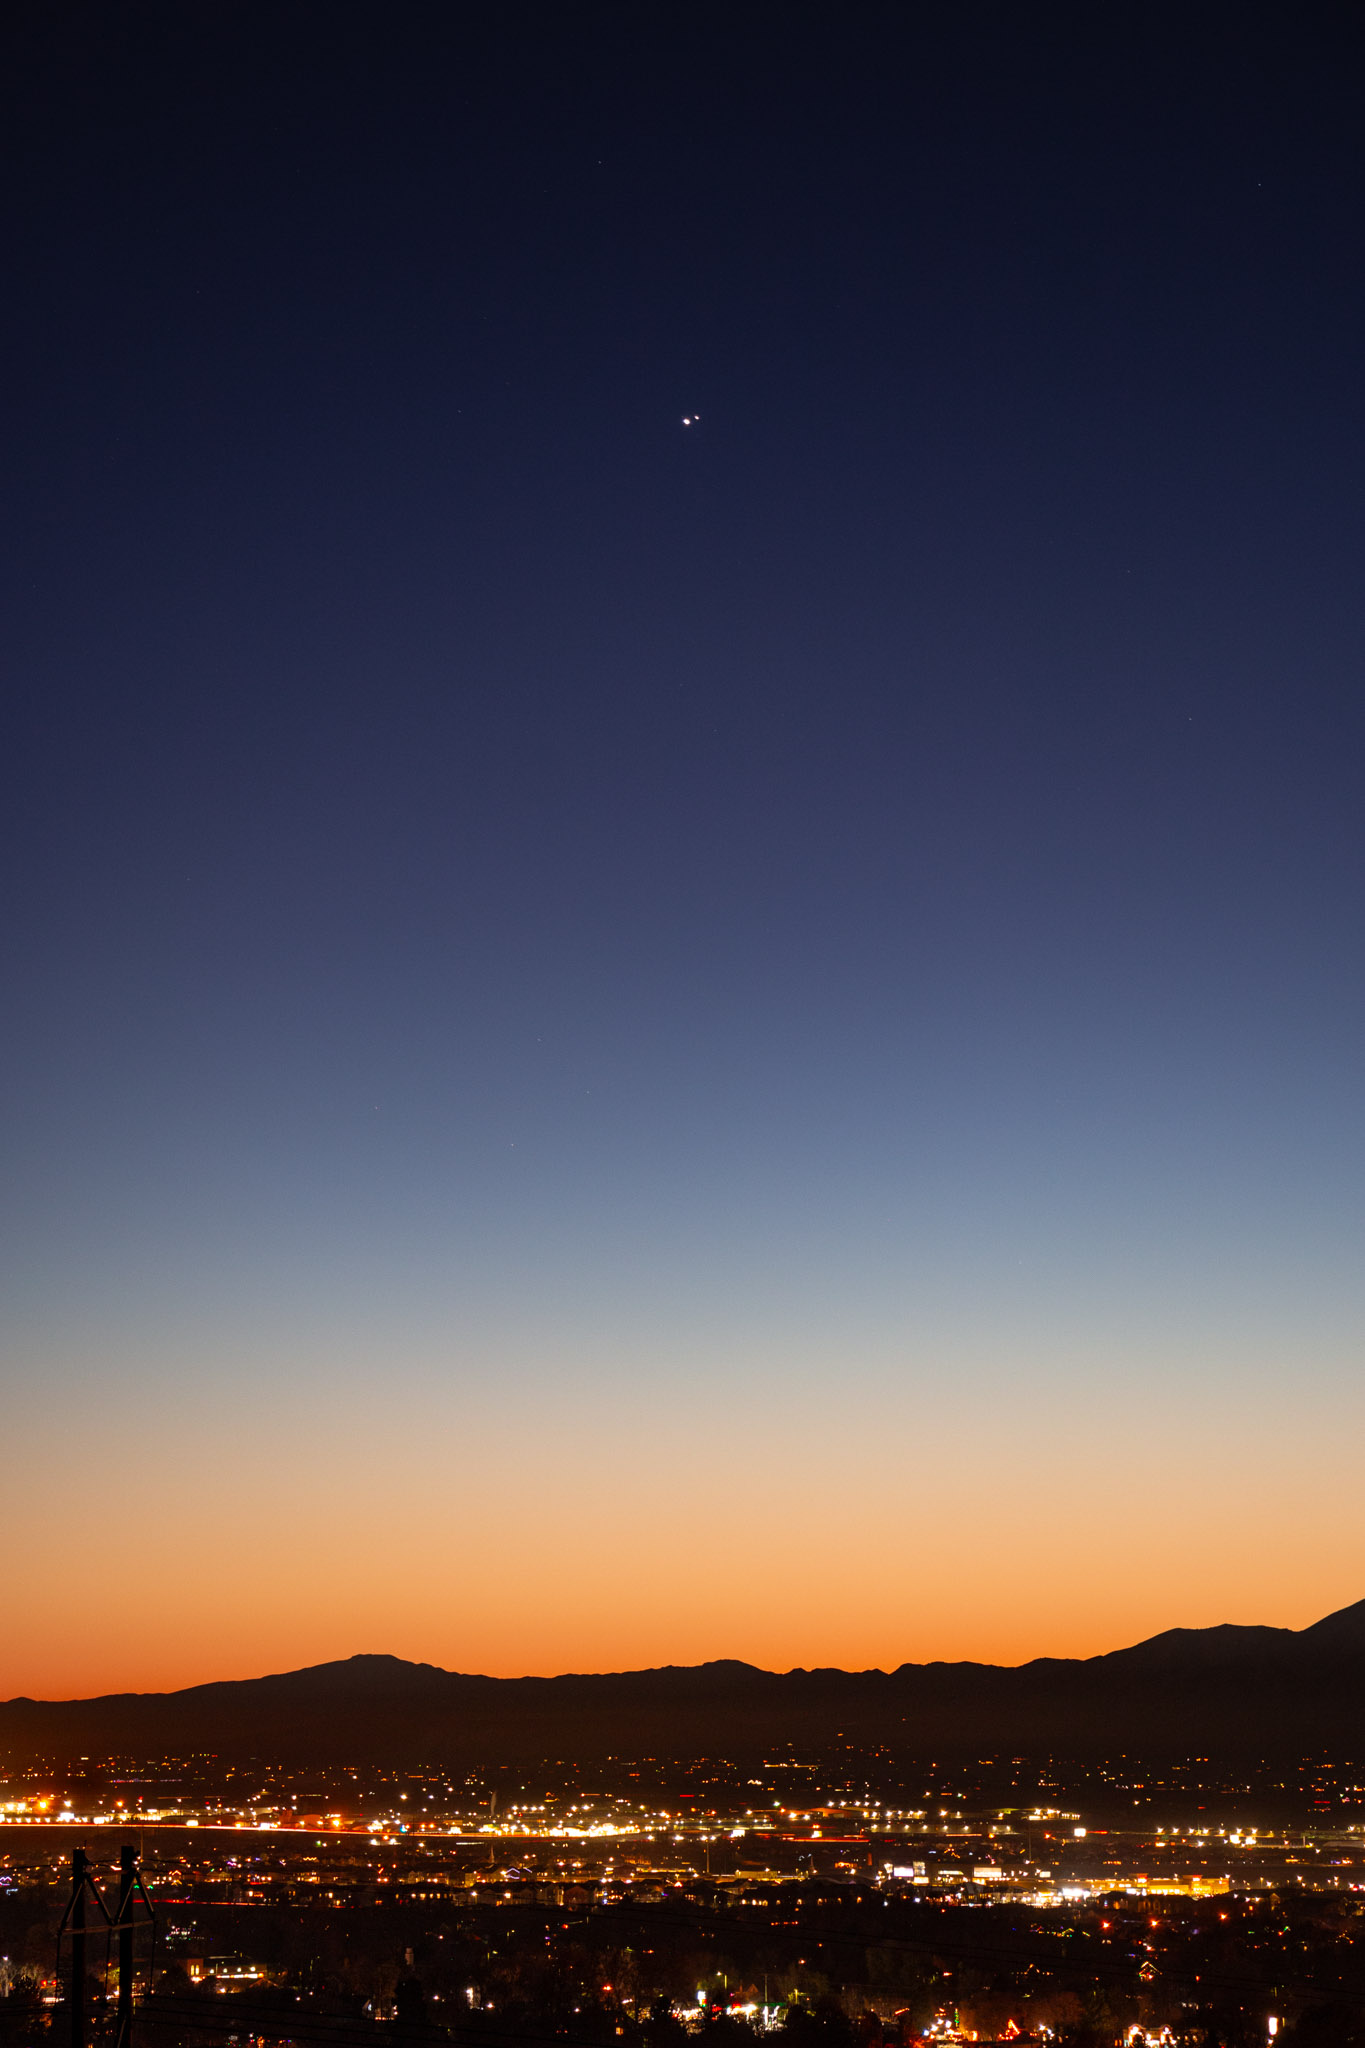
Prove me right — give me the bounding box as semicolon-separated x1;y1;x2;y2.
5;4;1365;1695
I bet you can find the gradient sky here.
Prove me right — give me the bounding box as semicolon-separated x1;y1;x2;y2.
4;4;1365;1699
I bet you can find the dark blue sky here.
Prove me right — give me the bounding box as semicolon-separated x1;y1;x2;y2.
5;3;1365;1690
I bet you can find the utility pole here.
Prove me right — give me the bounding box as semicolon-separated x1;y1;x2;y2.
70;1850;88;2048
58;1842;152;2048
113;1844;138;2048
57;1849;107;2048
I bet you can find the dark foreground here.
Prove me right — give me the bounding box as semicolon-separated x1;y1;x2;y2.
5;1858;1365;2047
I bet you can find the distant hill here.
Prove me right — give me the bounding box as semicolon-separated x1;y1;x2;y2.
4;1601;1365;1767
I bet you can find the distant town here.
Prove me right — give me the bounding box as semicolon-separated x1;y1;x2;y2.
5;1745;1365;2043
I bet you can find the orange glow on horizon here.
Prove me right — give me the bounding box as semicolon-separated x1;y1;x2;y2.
4;1524;1358;1701
8;1324;1364;1702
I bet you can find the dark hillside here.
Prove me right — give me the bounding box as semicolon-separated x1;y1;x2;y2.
4;1603;1363;1766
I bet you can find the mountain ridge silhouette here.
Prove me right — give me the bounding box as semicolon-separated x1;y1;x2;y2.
5;1600;1363;1766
